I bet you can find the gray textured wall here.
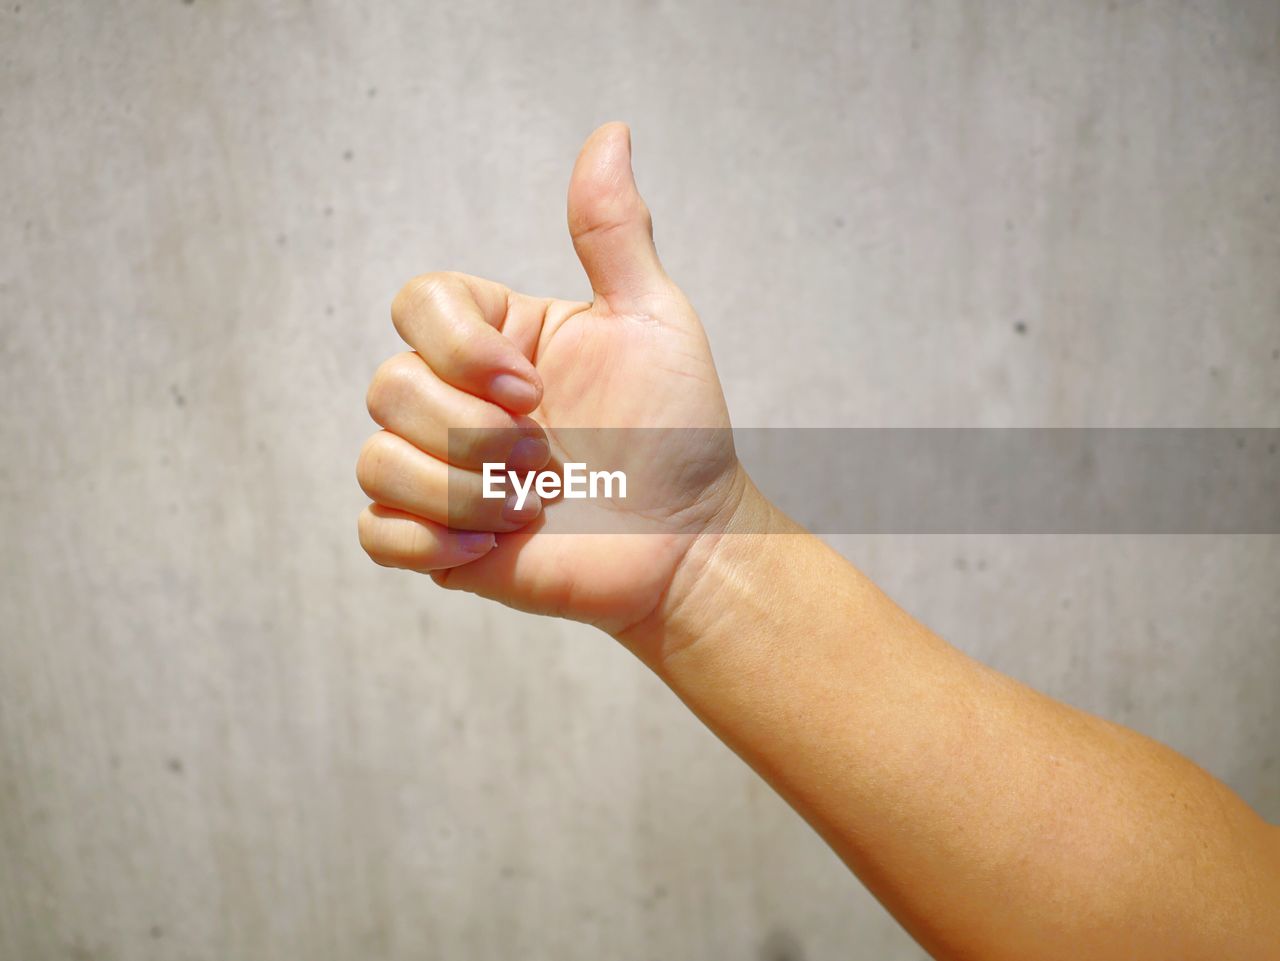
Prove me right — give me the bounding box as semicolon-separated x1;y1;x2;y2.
2;2;1277;959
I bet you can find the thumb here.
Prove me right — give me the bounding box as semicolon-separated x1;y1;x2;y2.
567;122;671;313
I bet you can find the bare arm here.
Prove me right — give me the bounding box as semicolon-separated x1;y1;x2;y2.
622;479;1280;961
358;123;1280;960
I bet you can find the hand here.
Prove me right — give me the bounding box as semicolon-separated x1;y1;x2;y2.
357;123;747;638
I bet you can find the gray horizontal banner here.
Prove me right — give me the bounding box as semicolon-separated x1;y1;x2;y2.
449;428;1280;535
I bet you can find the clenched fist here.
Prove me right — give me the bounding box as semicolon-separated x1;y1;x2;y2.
357;123;749;638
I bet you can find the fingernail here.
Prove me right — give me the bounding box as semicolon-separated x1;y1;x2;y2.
455;530;495;555
489;372;541;411
507;436;550;472
503;490;542;522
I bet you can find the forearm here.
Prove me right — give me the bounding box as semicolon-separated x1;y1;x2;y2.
362;125;1278;958
622;483;1280;961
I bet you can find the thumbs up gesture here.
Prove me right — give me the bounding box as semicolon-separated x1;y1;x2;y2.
357;123;749;636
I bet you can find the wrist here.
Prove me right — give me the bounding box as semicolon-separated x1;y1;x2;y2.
614;468;802;668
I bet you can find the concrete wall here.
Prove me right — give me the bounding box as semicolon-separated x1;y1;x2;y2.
2;2;1277;959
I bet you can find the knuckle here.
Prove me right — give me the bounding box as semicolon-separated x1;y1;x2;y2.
455;430;492;466
355;432;397;495
359;508;438;570
474;421;523;462
444;413;515;467
366;352;420;423
357;509;394;566
572;196;651;244
391;272;453;333
404;522;437;560
438;320;478;373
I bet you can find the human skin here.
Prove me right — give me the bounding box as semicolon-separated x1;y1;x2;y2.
357;123;1280;959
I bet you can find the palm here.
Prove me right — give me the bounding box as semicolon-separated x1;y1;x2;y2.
442;293;736;633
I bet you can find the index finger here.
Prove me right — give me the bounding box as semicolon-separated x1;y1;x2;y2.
390;271;543;414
